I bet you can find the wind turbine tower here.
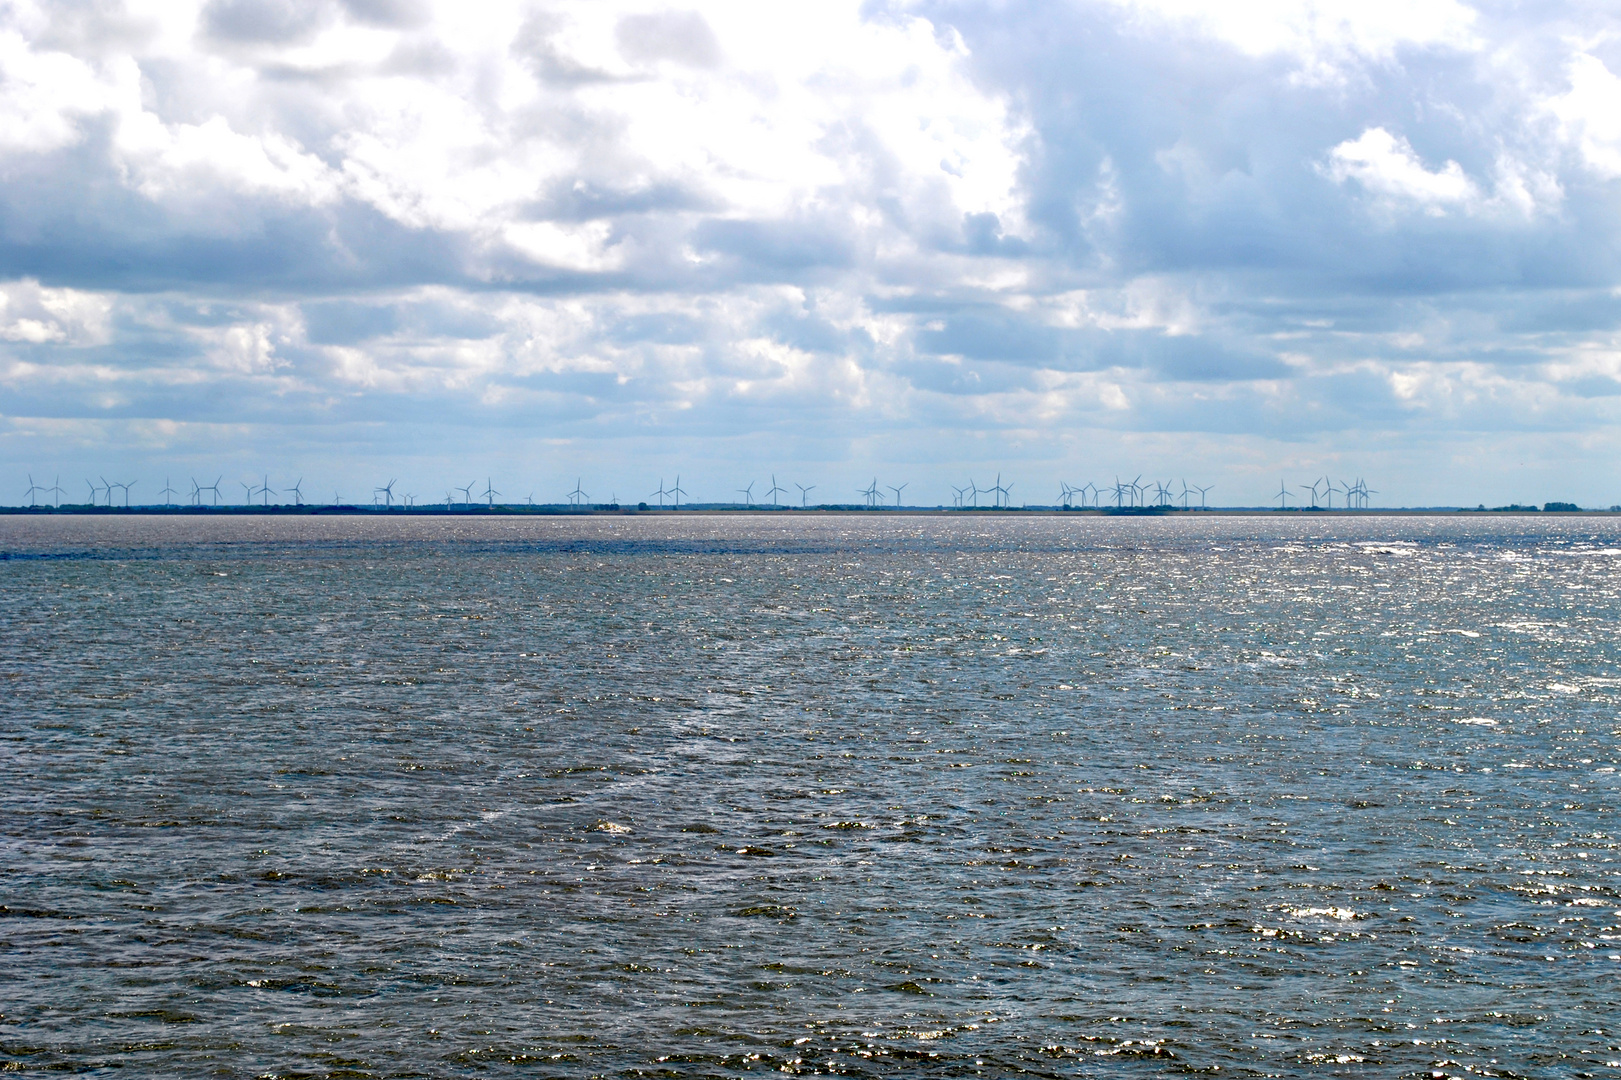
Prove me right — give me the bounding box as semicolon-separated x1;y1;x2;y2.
766;475;787;506
795;482;815;507
991;473;1011;508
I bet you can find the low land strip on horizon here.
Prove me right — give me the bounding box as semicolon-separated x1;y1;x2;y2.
2;505;1616;517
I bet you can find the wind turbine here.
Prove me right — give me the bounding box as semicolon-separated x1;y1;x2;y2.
198;476;222;506
286;478;304;506
1275;479;1291;509
1300;478;1321;509
455;482;474;506
1058;482;1075;508
113;480;134;507
374;479;397;507
766;475;787;506
650;479;669;507
795;482;815;507
568;479;588;506
483;478;501;507
1177;480;1191;509
982;473;1011;508
46;476;64;507
241;480;255;505
860;477;881;507
158;477;178;505
23;475;42;507
254;475;276;506
668;475;686;508
967;478;981;507
736;481;754;506
1195;484;1213;508
888;482;907;507
85;478;99;506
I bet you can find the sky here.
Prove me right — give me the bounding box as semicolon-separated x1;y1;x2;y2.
4;0;1621;507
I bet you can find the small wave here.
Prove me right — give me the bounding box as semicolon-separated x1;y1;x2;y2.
1283;906;1364;921
1456;717;1498;726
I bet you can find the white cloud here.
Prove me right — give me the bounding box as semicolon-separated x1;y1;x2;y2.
1547;53;1621;179
10;0;1621;505
1105;0;1479;75
1323;127;1562;218
1324;127;1477;213
0;280;112;345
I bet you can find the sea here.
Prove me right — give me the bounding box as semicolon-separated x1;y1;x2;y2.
1;513;1618;1078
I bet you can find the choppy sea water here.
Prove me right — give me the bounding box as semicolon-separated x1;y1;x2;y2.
2;513;1619;1078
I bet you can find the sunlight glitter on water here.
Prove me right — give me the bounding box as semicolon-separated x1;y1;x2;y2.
1;513;1619;1077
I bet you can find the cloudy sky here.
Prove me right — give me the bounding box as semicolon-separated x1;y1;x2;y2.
4;0;1621;506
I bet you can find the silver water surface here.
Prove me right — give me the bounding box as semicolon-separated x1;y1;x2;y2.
2;514;1619;1077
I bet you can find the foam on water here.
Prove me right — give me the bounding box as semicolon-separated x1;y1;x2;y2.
2;513;1619;1077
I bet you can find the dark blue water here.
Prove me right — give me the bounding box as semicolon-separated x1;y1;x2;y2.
2;514;1618;1077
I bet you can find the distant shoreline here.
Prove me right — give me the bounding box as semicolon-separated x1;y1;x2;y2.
3;505;1617;517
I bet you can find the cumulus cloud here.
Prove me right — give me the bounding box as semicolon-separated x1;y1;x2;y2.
1548;53;1621;179
1324;127;1479;213
5;0;1621;503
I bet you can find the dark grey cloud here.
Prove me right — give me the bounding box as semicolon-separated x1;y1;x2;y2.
693;218;858;273
532;179;715;222
615;10;722;68
301;301;400;344
512;12;624;86
201;0;332;45
339;0;429;29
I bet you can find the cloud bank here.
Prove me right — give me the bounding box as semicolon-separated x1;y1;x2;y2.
4;0;1621;504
